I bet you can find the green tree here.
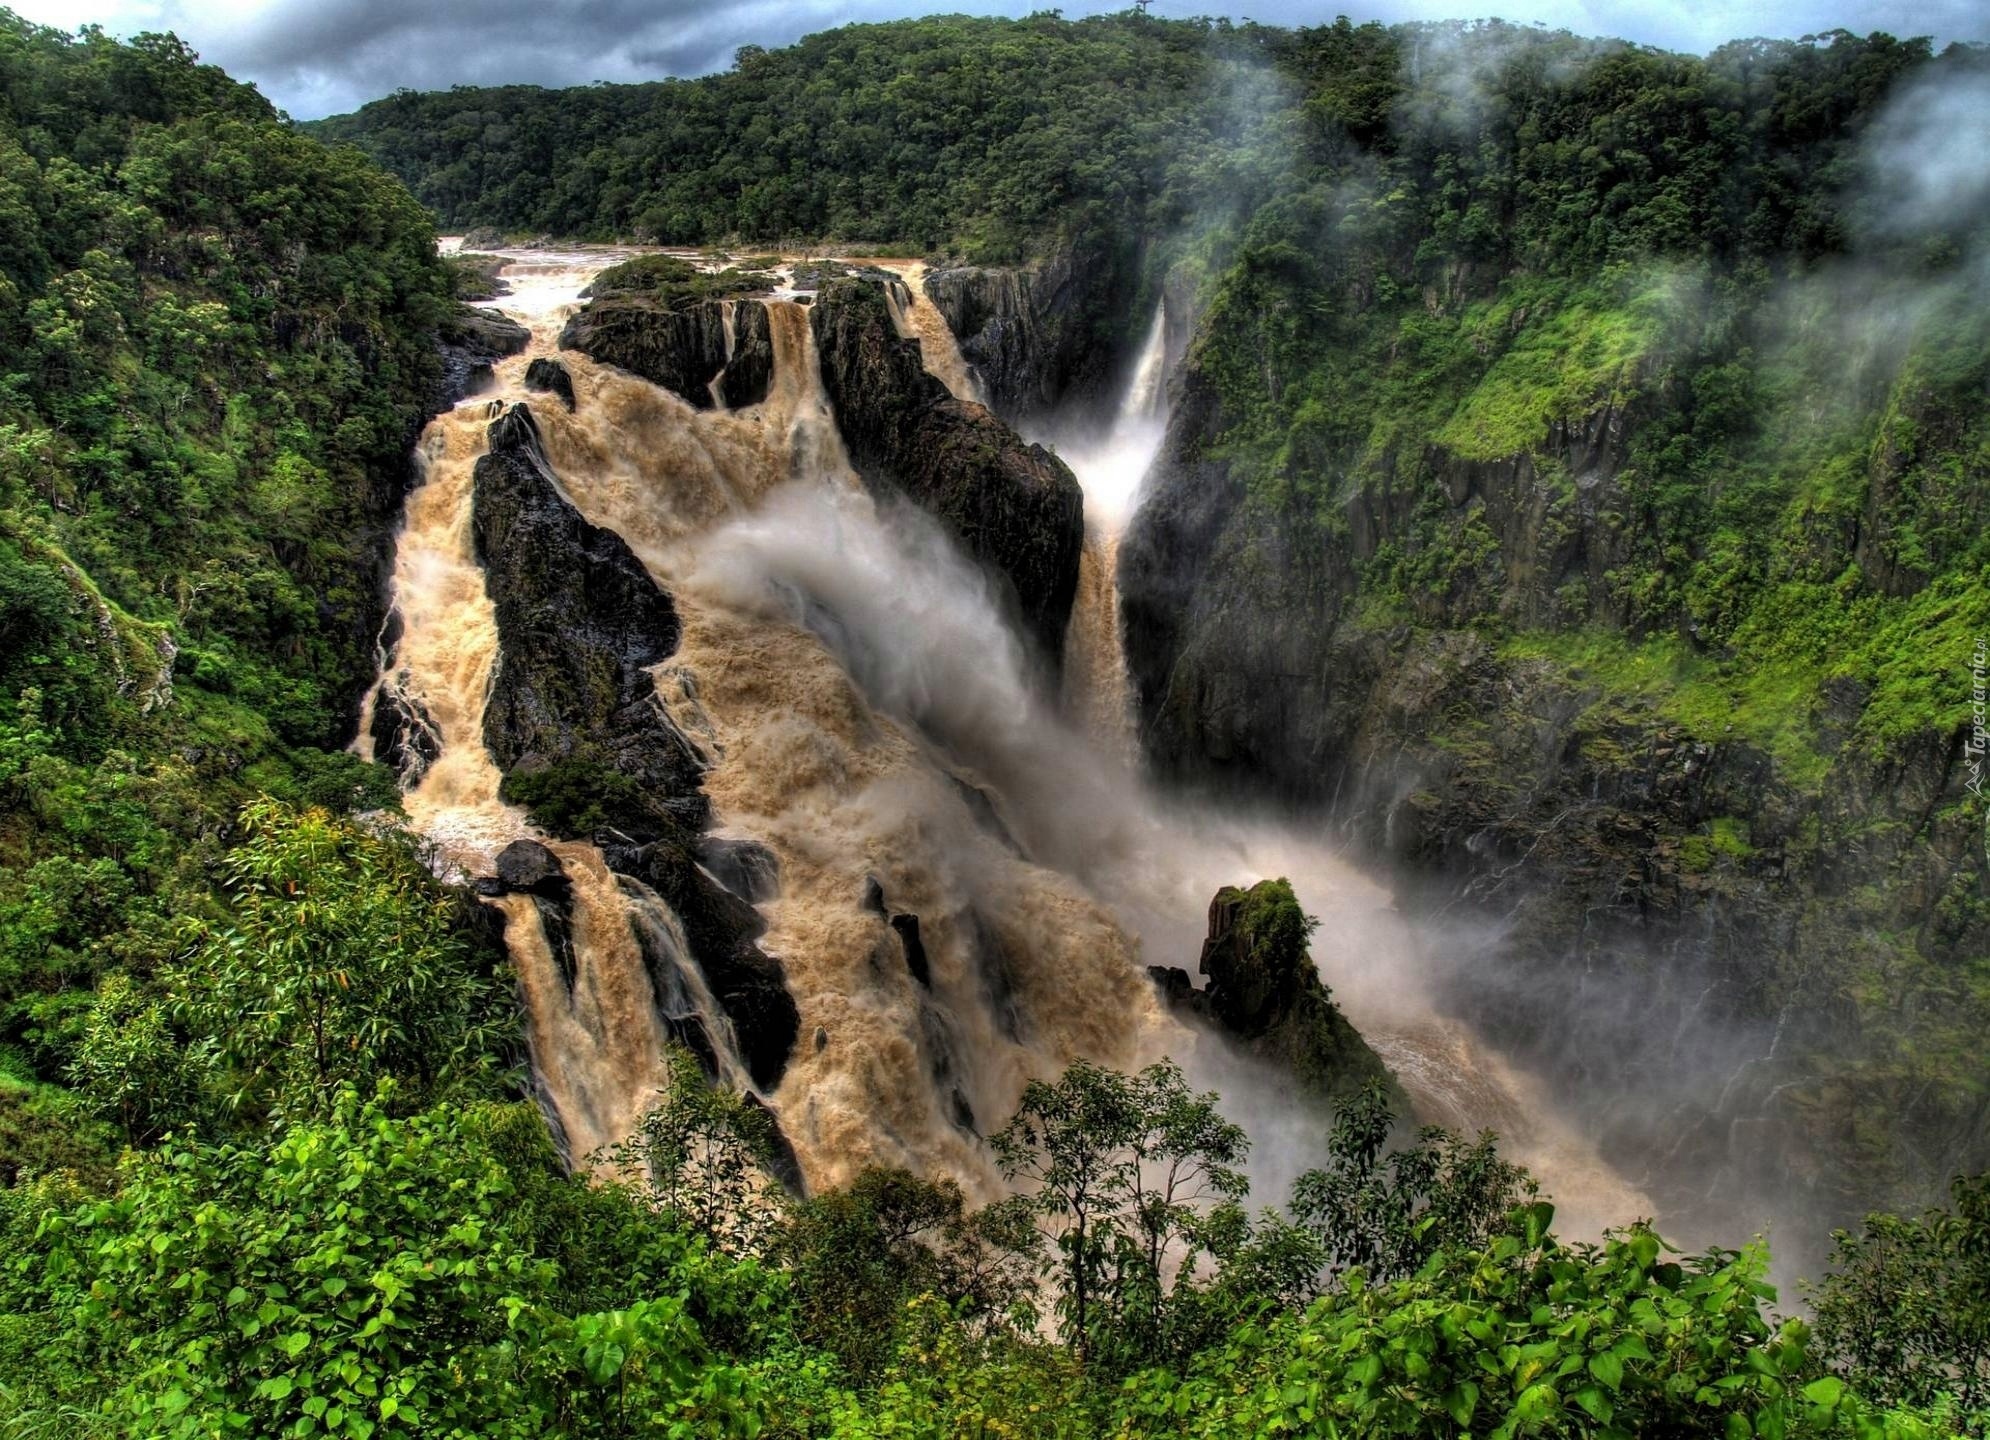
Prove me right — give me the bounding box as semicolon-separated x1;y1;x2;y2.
1810;1173;1990;1419
1289;1080;1535;1288
993;1058;1248;1368
170;799;508;1121
773;1166;1042;1378
623;1046;787;1259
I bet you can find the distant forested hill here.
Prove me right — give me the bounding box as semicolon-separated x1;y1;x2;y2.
304;14;1304;259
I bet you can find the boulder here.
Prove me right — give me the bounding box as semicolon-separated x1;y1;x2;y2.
523;356;576;410
810;278;1084;662
891;912;931;988
495;838;570;899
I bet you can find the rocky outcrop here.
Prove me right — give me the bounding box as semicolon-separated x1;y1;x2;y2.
434;304;529;407
471;402;710;844
1150;880;1394;1108
559;296;725;407
810;278;1085;661
523;357;575;410
923;240;1141;424
558;296;773;410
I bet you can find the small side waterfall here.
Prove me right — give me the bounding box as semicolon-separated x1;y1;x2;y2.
1056;302;1171;758
880;262;986;405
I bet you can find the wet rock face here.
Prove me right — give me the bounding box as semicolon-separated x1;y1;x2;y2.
523;356;576;410
719;300;773;409
614;837;800;1093
1197;884;1307;1039
697;836;780;904
471;402;710;846
558;297;772;410
810;278;1085;662
923;242;1138;425
367;681;441;785
435;304;529;408
495;839;570;898
1152;880;1393;1108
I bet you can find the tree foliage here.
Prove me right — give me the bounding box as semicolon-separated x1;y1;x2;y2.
1810;1174;1990;1420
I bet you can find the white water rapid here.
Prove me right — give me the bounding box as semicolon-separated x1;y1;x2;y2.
367;248;1653;1239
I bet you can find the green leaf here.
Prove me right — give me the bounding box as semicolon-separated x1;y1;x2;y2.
1515;1382;1559;1423
1801;1376;1845;1408
1443;1382;1479;1426
1573;1384;1613;1422
1588;1350;1625;1390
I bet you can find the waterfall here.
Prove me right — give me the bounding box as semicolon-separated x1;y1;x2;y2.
367;250;1657;1241
1054;302;1172;758
879;262;986;405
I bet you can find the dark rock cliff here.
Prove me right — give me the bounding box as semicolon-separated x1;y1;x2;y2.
924;240;1142;425
810;278;1085;662
471;404;709;841
471;402;799;1089
559;296;773;410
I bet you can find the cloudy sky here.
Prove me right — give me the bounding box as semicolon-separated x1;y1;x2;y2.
17;0;1989;119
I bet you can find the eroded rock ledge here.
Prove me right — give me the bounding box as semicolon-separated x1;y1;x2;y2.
810;277;1085;662
558;296;772;410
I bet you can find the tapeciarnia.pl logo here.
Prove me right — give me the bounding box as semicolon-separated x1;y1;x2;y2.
1969;637;1988;844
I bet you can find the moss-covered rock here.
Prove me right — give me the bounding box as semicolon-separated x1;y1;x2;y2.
1153;879;1396;1109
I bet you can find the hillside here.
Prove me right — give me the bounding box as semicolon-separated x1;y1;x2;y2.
318;14;1990;1228
2;8;1988;1437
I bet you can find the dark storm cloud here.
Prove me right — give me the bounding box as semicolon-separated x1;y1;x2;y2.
108;0;1015;117
23;0;1990;119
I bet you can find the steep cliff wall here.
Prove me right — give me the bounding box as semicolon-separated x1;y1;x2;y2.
811;278;1086;663
1121;257;1990;1231
923;240;1145;426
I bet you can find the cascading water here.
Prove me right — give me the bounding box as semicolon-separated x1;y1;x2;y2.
877;260;986;405
1052;304;1169;761
370;247;1654;1240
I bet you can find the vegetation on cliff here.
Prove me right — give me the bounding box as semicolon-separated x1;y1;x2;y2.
4;7;1990;1435
0;10;475;1187
1116;22;1990;1231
